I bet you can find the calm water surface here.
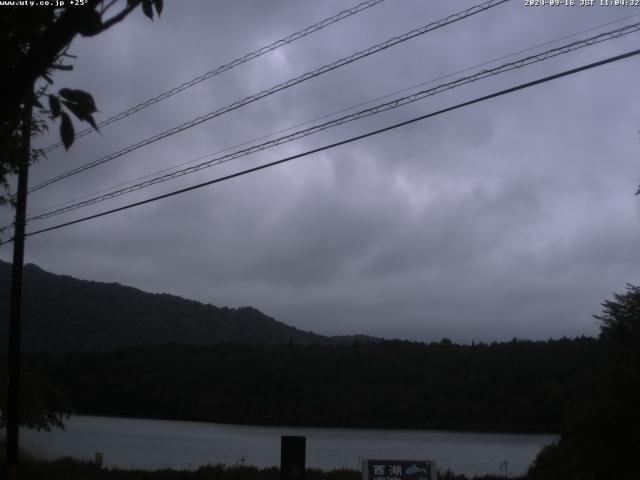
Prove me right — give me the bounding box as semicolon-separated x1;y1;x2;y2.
22;415;556;477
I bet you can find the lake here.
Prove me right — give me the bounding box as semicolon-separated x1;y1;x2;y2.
22;416;556;477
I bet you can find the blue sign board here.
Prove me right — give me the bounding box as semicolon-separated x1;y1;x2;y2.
362;459;436;480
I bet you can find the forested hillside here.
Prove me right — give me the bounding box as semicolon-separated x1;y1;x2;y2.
23;338;599;432
0;260;603;433
0;260;373;352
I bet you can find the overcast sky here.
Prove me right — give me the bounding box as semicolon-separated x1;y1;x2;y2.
2;0;640;342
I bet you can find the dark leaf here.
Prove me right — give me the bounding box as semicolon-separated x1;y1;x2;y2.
85;114;99;132
33;98;44;109
59;89;97;113
61;100;99;132
48;95;61;118
58;88;74;101
61;100;87;122
153;0;163;17
142;0;153;20
60;112;74;150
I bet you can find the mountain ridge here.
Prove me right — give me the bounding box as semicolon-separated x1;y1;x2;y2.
0;259;376;353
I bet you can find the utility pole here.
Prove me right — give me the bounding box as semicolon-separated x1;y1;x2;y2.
5;82;34;480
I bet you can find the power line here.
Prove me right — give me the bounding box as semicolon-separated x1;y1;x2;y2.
29;0;509;193
40;0;390;154
26;10;640;220
4;47;637;244
25;21;640;223
26;20;640;221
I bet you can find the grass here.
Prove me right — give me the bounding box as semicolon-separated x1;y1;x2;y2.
0;437;519;480
0;457;521;480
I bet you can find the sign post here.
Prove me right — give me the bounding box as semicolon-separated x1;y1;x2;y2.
362;459;437;480
281;436;306;480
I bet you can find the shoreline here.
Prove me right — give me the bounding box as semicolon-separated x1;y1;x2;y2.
64;413;560;436
21;416;554;477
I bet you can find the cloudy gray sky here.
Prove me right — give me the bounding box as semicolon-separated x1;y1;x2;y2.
2;0;640;342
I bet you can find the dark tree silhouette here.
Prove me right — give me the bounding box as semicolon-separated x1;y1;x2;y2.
0;368;70;431
0;0;163;208
0;0;163;429
528;284;640;480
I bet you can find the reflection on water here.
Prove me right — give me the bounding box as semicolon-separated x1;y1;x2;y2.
22;415;556;476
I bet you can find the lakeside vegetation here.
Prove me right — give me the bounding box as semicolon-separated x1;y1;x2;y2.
0;456;518;480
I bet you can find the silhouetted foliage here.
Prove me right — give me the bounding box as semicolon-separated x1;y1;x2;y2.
0;457;516;480
0;368;70;432
528;284;640;480
0;0;162;208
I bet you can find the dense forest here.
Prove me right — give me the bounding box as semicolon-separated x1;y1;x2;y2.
20;338;598;433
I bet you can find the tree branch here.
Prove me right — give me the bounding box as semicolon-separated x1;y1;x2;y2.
86;0;141;37
101;0;120;15
0;0;140;138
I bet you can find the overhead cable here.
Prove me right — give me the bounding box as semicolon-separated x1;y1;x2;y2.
3;47;636;243
40;0;390;153
26;10;640;220
25;21;640;222
29;0;509;193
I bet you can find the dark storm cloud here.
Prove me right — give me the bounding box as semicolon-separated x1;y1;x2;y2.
2;0;640;342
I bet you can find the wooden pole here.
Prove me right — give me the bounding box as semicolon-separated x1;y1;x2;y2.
5;82;34;480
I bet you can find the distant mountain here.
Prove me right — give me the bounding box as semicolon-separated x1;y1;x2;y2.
0;260;373;353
